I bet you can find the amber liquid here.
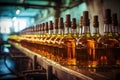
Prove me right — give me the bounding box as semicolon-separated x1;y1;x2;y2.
59;36;76;65
76;48;88;67
52;45;58;61
43;35;51;58
39;34;46;56
98;35;120;66
54;36;62;62
49;35;57;60
76;36;98;68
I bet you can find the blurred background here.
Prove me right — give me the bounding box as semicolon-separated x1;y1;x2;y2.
0;0;120;41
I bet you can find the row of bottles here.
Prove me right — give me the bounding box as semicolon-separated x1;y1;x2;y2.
9;9;120;68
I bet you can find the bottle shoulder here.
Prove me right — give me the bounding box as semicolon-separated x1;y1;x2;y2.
58;34;76;46
77;34;94;41
92;34;101;41
76;35;95;48
97;35;119;47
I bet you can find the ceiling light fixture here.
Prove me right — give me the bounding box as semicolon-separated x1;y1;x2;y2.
16;9;20;15
20;0;24;3
13;17;17;21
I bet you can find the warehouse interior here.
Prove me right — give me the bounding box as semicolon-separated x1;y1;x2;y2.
0;0;120;80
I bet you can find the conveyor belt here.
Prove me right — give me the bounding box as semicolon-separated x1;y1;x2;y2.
9;41;112;80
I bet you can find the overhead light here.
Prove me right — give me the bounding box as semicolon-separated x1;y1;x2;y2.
20;0;24;3
16;9;20;15
13;17;17;21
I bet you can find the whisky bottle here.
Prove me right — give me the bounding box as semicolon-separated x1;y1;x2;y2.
38;24;43;55
71;18;78;40
59;14;76;65
39;23;45;55
76;11;96;68
92;16;101;41
32;26;37;51
38;24;42;40
36;24;41;53
25;26;33;50
78;16;83;37
98;9;119;65
111;13;120;65
54;17;64;62
36;24;42;54
33;25;39;53
91;15;104;67
35;24;40;45
45;21;53;58
50;18;59;60
112;13;119;40
40;23;45;43
39;23;44;44
42;22;49;56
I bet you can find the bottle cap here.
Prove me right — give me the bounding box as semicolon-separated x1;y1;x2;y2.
39;24;41;31
42;23;45;31
65;14;71;27
36;24;39;31
79;16;83;28
45;22;48;31
83;11;90;26
49;21;53;30
54;18;58;29
71;18;77;29
104;9;111;24
112;13;118;26
58;17;64;29
93;15;99;27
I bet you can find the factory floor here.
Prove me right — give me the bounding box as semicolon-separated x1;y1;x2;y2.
0;41;47;80
0;41;24;80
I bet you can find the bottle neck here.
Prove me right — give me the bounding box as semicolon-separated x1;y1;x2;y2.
64;27;71;35
112;25;118;33
104;24;112;33
82;26;91;34
41;31;45;38
93;27;99;34
41;30;44;35
77;27;82;37
58;28;64;35
71;28;77;34
48;29;53;35
53;28;58;35
45;30;48;35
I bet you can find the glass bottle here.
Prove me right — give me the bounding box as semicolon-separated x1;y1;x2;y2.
112;13;119;40
38;24;42;55
33;25;39;52
78;16;83;37
59;14;76;65
36;24;41;53
50;18;59;60
111;13;120;65
27;26;34;50
45;21;53;58
54;17;64;62
71;18;78;40
20;28;26;47
98;9;119;66
91;15;104;68
92;16;101;41
39;24;42;40
42;22;49;57
35;24;40;45
39;23;45;44
39;23;45;55
37;24;42;54
76;11;96;68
